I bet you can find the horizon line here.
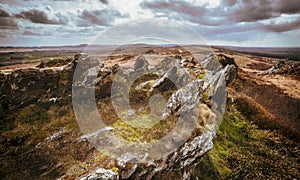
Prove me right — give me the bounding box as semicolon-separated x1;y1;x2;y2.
0;43;300;49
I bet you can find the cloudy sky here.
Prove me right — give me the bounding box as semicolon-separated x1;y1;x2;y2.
0;0;300;47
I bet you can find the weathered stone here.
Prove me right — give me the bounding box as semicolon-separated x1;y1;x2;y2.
258;59;300;79
0;54;118;110
200;53;222;73
217;54;238;68
151;66;178;92
133;55;149;73
163;80;204;117
2;51;238;180
158;56;176;72
80;168;118;180
224;64;237;85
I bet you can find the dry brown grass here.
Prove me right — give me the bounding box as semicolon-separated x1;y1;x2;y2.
228;87;300;140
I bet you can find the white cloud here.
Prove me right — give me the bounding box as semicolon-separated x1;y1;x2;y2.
0;0;299;46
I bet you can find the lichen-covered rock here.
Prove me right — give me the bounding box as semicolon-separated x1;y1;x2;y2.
78;54;238;180
163;79;204;117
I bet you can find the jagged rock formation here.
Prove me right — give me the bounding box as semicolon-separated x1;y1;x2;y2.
0;54;120;110
257;59;300;79
0;52;237;179
0;62;75;110
79;54;237;179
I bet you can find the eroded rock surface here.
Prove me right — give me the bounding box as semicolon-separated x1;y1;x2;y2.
79;53;237;179
0;52;237;179
0;54;121;110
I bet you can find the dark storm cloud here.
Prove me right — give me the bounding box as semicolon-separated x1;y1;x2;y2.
0;17;19;38
15;9;66;25
77;9;127;27
273;0;300;14
143;0;300;33
264;18;300;33
99;0;108;4
142;0;277;24
0;17;18;29
0;9;11;17
142;0;205;16
141;0;224;26
0;8;18;38
225;0;300;23
226;0;279;22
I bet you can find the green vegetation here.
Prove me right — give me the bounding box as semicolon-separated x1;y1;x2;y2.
20;109;49;124
21;55;74;64
197;73;206;79
111;113;173;143
23;53;33;59
0;98;12;130
194;100;300;179
0;98;8;118
112;120;143;142
203;91;210;101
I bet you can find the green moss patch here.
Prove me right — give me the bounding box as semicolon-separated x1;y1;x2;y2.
194;99;300;179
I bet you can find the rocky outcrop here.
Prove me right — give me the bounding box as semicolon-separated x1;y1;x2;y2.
217;54;238;68
37;58;74;68
257;60;300;79
0;52;237;179
0;54;118;110
0;67;72;109
79;53;237;179
150;55;205;93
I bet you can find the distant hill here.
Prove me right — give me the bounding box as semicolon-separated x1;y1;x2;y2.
218;46;300;61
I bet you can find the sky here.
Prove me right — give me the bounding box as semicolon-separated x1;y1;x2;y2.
0;0;300;47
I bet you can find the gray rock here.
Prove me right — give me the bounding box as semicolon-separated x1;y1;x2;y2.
224;64;237;85
163;80;204;117
79;56;238;179
80;168;118;180
133;55;149;73
150;66;178;92
200;53;222;73
135;80;151;91
158;56;176;73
